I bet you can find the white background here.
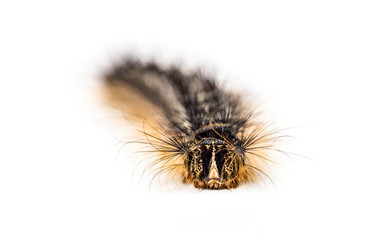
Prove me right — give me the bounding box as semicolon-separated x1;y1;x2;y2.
1;1;383;239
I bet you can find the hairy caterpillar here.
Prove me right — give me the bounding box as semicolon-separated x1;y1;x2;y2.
102;58;282;190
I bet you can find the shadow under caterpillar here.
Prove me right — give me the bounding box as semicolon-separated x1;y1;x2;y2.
102;58;284;190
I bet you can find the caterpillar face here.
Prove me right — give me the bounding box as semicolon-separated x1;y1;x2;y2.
185;139;240;189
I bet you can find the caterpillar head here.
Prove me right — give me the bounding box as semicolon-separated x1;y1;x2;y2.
186;139;242;189
139;125;273;190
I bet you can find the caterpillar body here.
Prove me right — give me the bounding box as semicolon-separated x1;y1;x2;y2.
103;58;280;190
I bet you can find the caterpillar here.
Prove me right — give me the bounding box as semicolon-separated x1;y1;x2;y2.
102;57;282;190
